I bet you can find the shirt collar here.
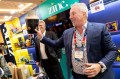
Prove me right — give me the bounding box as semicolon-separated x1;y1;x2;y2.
83;21;88;29
43;31;46;36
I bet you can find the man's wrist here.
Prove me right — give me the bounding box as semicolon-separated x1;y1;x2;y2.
98;62;107;73
39;35;44;40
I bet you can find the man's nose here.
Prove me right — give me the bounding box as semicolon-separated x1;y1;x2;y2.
39;26;42;28
69;15;72;20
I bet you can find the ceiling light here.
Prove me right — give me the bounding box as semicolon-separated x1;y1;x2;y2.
0;3;33;23
10;11;16;14
4;16;9;19
19;3;33;12
0;9;19;11
0;3;32;12
18;4;24;8
0;16;12;22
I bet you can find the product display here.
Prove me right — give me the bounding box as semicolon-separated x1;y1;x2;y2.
29;53;35;64
18;37;26;48
8;63;18;79
10;24;23;35
25;34;35;47
26;39;31;47
18;56;29;64
17;65;31;79
0;0;120;79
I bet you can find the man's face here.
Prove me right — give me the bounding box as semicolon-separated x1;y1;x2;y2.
69;5;85;27
38;22;45;33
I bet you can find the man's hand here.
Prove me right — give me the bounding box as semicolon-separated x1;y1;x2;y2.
83;63;101;78
35;27;43;40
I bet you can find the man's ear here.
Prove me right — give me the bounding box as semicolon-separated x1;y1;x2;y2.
83;12;86;17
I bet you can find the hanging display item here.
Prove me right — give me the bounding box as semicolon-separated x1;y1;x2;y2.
25;11;39;34
10;24;23;35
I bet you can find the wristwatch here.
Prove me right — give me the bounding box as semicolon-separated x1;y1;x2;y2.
98;62;106;73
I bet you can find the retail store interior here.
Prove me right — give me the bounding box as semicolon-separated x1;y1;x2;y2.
0;0;120;79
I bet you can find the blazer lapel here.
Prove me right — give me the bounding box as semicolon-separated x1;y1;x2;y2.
37;37;42;60
69;28;75;53
68;26;93;54
86;22;93;45
86;22;94;62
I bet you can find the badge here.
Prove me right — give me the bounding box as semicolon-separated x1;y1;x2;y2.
74;51;83;61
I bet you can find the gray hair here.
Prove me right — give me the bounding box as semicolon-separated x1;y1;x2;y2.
39;20;46;26
71;3;88;17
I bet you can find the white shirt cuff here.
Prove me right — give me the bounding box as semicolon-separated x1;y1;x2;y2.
98;61;107;73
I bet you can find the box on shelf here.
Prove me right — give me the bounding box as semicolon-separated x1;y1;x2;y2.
17;65;30;79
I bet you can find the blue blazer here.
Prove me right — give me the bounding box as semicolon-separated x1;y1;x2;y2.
42;22;118;79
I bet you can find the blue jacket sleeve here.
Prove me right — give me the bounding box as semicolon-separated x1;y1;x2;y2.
100;26;118;68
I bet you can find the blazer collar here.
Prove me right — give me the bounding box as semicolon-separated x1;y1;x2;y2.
86;22;94;44
69;22;93;53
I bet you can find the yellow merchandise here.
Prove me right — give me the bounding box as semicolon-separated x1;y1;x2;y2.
5;17;34;76
26;39;31;47
14;49;30;64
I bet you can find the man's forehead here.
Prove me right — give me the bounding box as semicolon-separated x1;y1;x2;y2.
70;6;79;12
39;22;44;24
38;23;44;25
71;5;79;9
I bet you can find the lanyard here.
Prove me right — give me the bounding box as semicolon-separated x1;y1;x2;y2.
74;30;86;50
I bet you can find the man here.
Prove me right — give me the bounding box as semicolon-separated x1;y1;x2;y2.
0;49;11;79
35;20;64;79
35;3;118;79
